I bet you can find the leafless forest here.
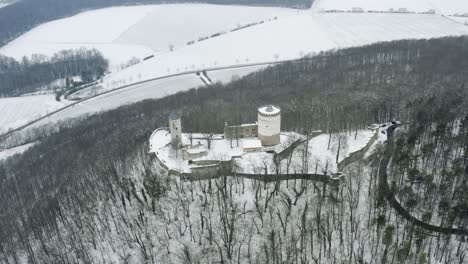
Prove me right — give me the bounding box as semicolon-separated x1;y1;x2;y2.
0;37;467;263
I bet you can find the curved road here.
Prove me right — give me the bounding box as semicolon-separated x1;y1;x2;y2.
379;123;468;236
0;59;297;142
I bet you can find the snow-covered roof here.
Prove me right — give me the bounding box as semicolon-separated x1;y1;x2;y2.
242;138;263;149
186;146;207;154
258;105;281;116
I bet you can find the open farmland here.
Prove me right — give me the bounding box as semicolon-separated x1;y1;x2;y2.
115;4;298;51
0;95;69;133
0;4;298;69
100;12;468;89
311;0;468;15
1;3;468;135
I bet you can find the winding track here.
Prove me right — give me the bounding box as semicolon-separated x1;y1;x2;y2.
379;124;468;236
0;59;297;142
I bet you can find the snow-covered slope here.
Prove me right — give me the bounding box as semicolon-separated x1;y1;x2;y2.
0;0;15;9
311;0;468;15
2;4;468;134
100;13;468;89
0;4;297;69
32;74;204;128
0;6;154;68
115;4;298;52
0;95;69;133
0;142;36;160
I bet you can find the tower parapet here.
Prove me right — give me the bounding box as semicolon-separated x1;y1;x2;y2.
257;105;281;146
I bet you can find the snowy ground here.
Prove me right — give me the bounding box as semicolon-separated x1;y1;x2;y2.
0;142;36;160
2;4;468;137
0;0;15;9
149;129;301;173
305;130;374;172
311;0;468;15
207;65;268;84
149;128;374;175
0;4;297;69
100;12;468;89
0;95;69;133
31;74;204;129
115;4;298;52
0;6;156;69
2;3;467;76
448;15;468;25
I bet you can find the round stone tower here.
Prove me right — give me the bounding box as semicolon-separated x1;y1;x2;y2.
169;112;182;149
257;105;281;146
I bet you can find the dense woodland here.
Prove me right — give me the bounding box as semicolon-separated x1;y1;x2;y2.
0;37;467;263
0;48;108;96
0;0;311;47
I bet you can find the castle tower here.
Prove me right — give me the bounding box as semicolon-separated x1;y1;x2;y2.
169;112;182;149
257;105;281;146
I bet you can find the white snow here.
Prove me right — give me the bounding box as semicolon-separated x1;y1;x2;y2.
448;15;468;25
101;13;468;89
311;0;468;15
149;129;300;174
0;0;15;9
31;74;204;129
0;6;154;68
306;130;374;172
0;4;297;68
115;4;298;52
2;4;468;134
0;95;69;133
149;128;376;175
0;142;36;160
208;65;268;83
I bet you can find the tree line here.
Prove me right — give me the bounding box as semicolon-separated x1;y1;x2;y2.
0;48;108;96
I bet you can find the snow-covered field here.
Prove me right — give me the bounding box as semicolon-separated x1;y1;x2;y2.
448;15;468;25
101;12;468;89
0;142;36;160
0;4;297;69
0;95;69;133
115;4;298;52
207;65;268;84
0;6;154;68
0;0;15;9
311;0;468;15
31;74;204;129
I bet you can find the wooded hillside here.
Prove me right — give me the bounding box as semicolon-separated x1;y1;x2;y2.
0;37;467;263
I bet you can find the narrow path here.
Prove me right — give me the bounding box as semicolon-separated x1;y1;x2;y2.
0;59;297;142
379;124;468;236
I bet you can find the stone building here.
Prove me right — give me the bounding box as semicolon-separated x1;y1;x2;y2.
224;123;258;139
169;112;182;149
257;105;281;146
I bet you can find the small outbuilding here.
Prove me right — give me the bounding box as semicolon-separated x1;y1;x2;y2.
242;138;263;152
184;144;208;160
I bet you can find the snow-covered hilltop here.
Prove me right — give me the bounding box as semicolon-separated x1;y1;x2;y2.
1;1;468;139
